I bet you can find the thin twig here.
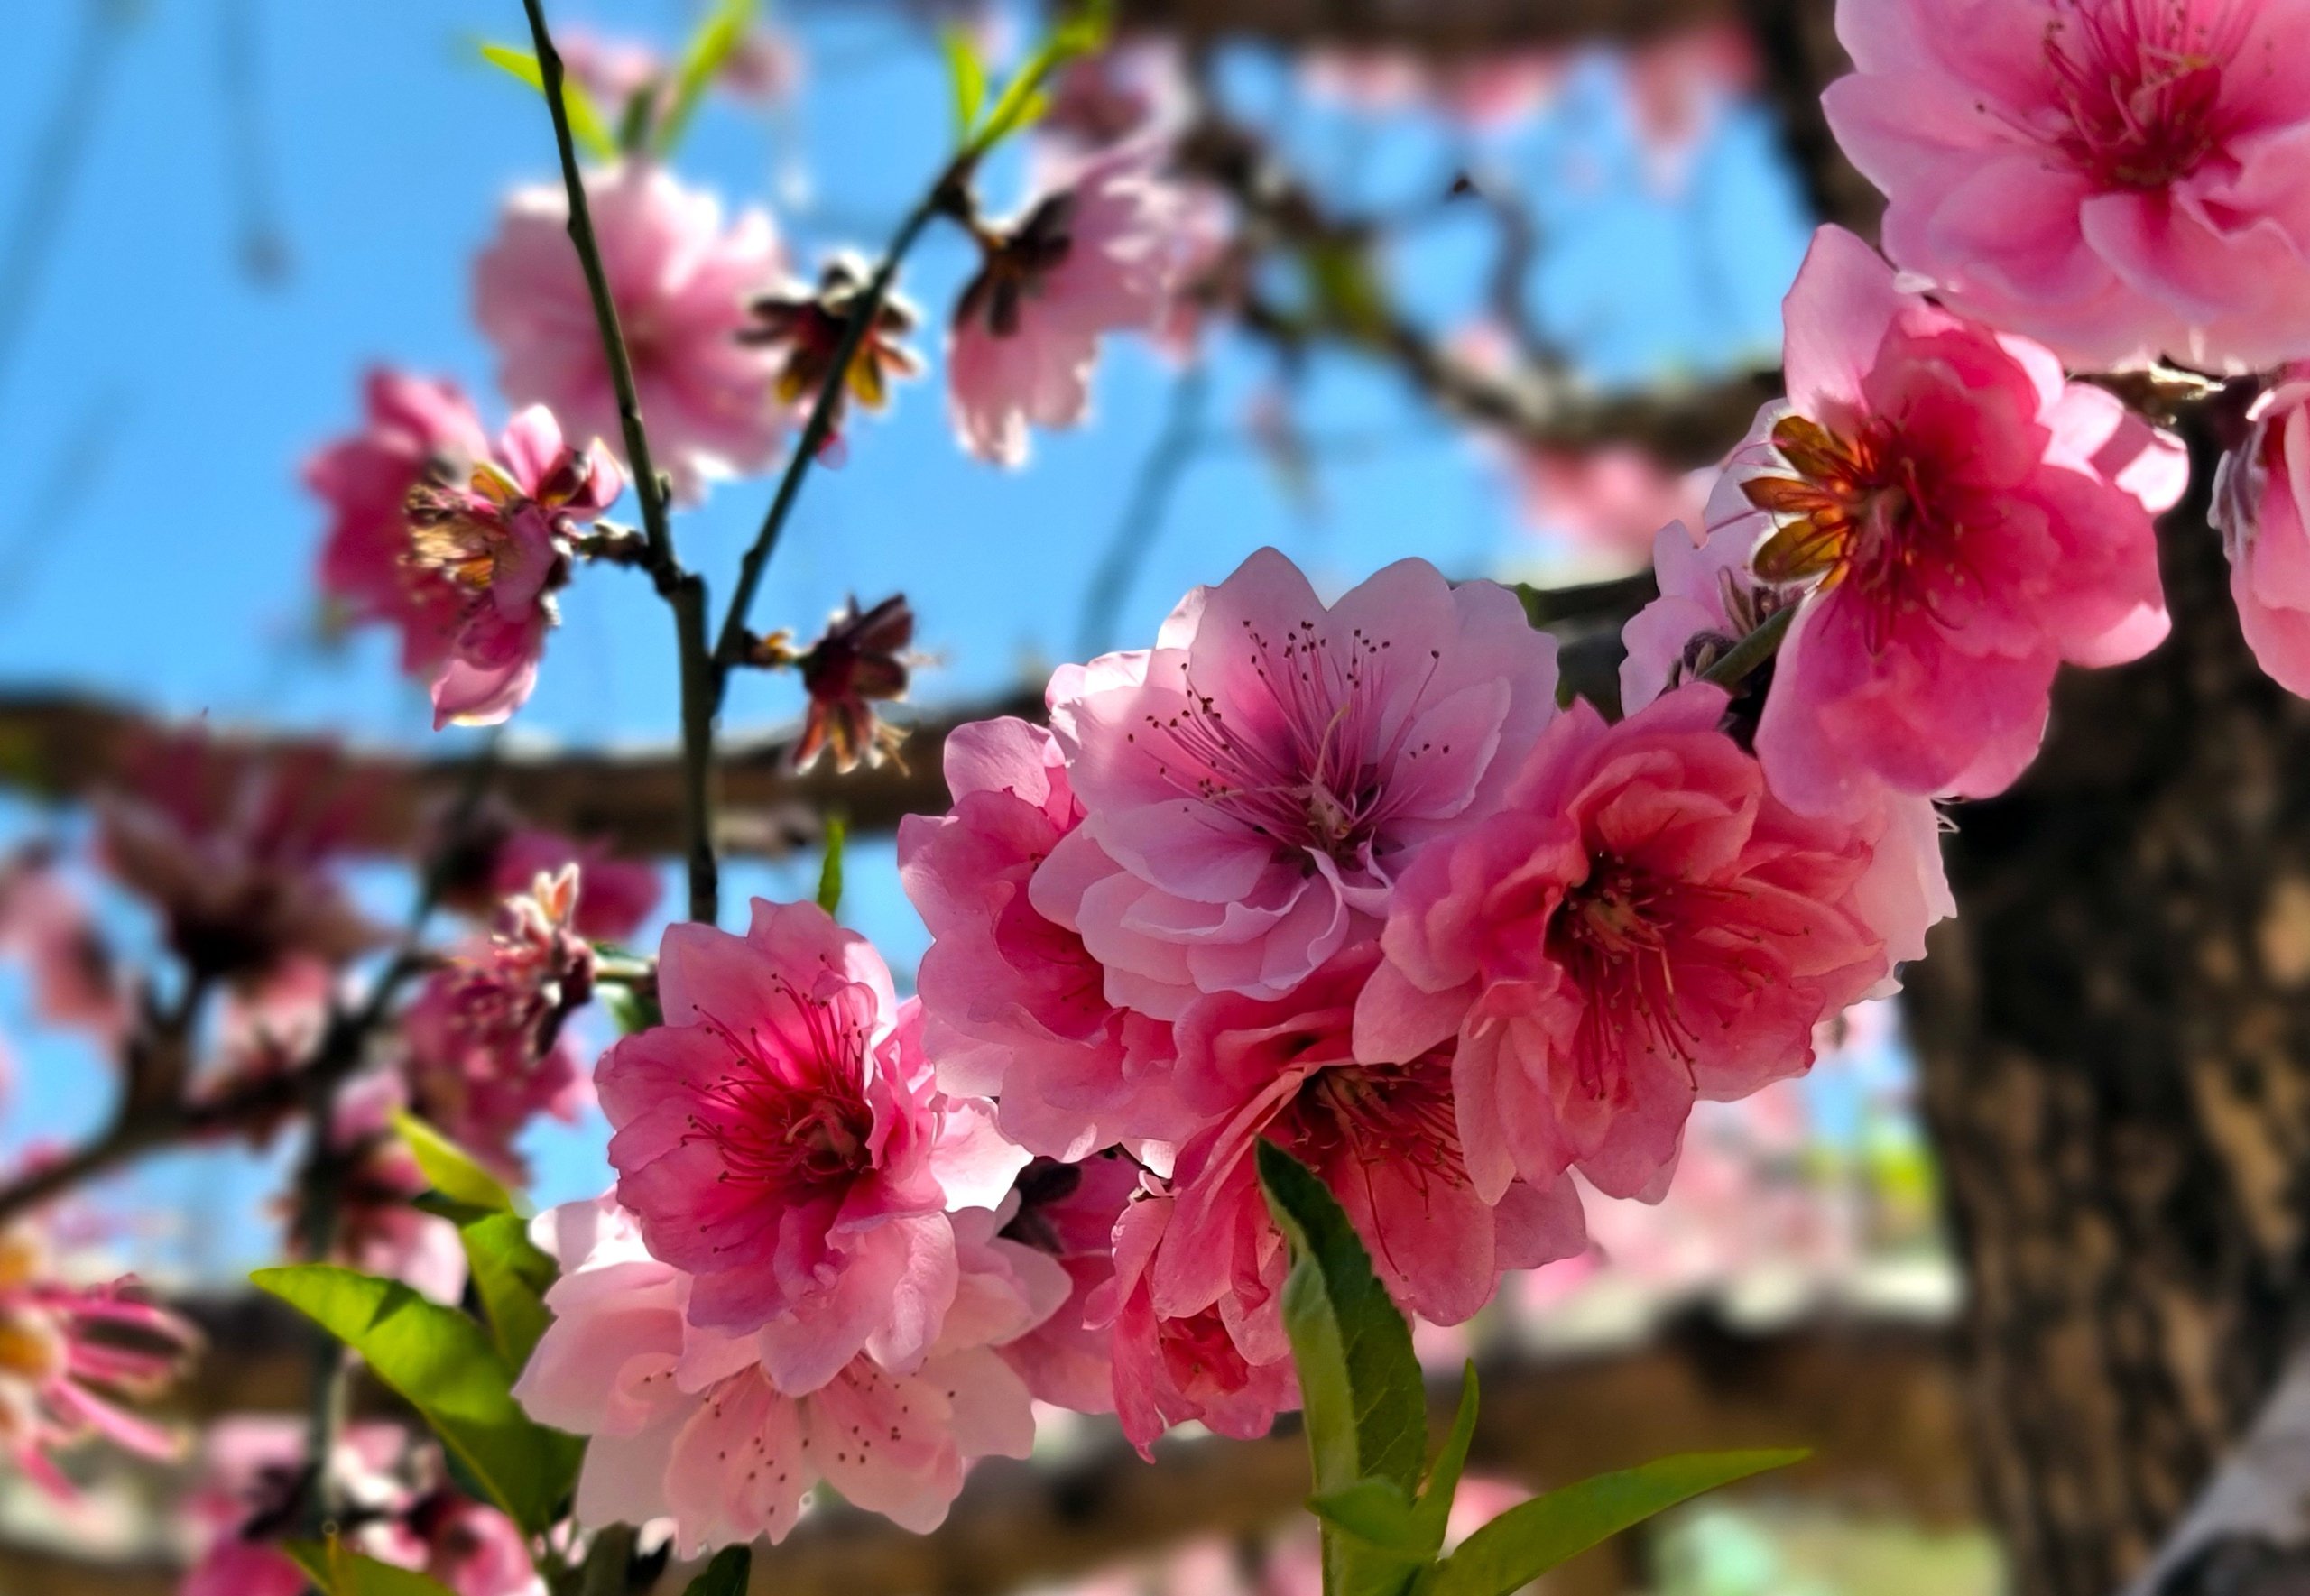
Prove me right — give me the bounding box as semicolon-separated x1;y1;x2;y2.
1076;364;1213;660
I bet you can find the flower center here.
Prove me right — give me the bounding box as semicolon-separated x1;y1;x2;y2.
686;997;877;1199
2041;0;2242;189
1546;859;1702;1094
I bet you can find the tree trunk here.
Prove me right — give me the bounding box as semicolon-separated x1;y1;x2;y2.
1905;406;2310;1596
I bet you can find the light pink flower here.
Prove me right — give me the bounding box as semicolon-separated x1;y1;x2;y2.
1712;225;2183;816
1432;53;1570;129
596;900;993;1366
306;370;493;679
402;405;622;729
475;162;787;500
485;828;661;943
1356;683;1889;1204
558;30;663;109
1156;946;1586;1340
327;1074;468;1304
1623;23;1759;191
1040;548;1562;1020
1040;43;1191;151
989;1152;1141;1413
1510;444;1713;565
0;849;128;1047
900;717;1179;1158
1093;1192;1298;1457
948;144;1191;466
513;1195;1047;1553
2214;364;2310;695
402;868;595;1180
1823;0;2310;372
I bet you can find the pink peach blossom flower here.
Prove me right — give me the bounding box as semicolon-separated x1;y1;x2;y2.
1711;225;2183;816
595;899;1005;1368
1040;43;1191;151
402;405;622;729
989;1152;1141;1413
900;717;1179;1158
306;370;493;680
948;144;1192;466
1039;548;1561;1020
1823;0;2310;372
1155;946;1587;1339
475;162;787;501
1356;682;1889;1204
485;827;661;943
2214;364;2310;695
325;1074;468;1304
513;1195;1048;1552
0;849;128;1047
1510;444;1714;566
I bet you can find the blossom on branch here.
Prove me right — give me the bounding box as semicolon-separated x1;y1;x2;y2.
741;256;924;457
778;592;916;774
2214;364;2310;695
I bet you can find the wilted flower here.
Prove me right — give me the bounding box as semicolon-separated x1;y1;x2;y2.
742;256;924;454
766;593;915;773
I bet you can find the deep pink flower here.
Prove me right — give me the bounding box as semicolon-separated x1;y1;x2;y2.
306;370;493;679
1823;0;2310;372
0;849;128;1047
402;868;596;1180
989;1152;1141;1413
1711;225;2183;816
2214;365;2310;695
476;162;787;501
1093;1192;1298;1457
1356;683;1890;1204
1155;947;1587;1340
596;900;1013;1368
948;144;1192;466
402;405;622;729
900;717;1179;1158
485;827;661;943
0;1227;193;1493
1040;548;1562;1020
513;1195;1048;1552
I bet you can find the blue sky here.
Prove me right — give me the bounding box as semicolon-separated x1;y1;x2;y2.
0;0;1810;1279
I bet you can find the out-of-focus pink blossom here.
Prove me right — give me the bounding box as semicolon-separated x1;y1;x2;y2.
1357;683;1889;1204
1041;43;1191;151
476;162;787;500
484;827;661;944
402;868;596;1181
949;145;1192;466
1511;445;1714;566
901;718;1178;1158
2215;365;2310;696
513;1195;1048;1553
1711;225;2183;816
989;1153;1140;1413
1824;0;2310;372
323;1074;468;1305
1298;48;1428;113
1432;53;1570;129
1623;23;1760;190
0;850;129;1047
0;1226;193;1493
97;732;378;991
306;370;494;679
1040;548;1560;1019
558;30;664;109
1157;946;1586;1341
406;1492;545;1596
402;405;622;729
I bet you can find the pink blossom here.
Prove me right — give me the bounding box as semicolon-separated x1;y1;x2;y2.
0;849;128;1047
1040;43;1191;151
1156;946;1586;1341
1822;0;2310;372
402;405;622;729
1431;53;1570;129
1093;1192;1298;1456
1509;444;1713;565
900;717;1178;1158
2214;365;2310;695
1355;683;1890;1204
1623;23;1760;191
485;828;661;943
1711;225;2183;816
949;144;1192;466
474;162;787;500
325;1075;468;1304
596;900;1003;1365
513;1195;1048;1553
402;868;596;1179
989;1152;1141;1413
1040;548;1561;1019
557;30;664;109
0;1226;193;1493
783;593;916;774
306;370;493;679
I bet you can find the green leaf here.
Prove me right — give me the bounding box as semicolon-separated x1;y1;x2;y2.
682;1545;754;1596
1407;1362;1482;1557
1308;1477;1426;1559
411;1191;502;1228
1255;1140;1426;1495
394;1112;517;1215
967;1;1112;156
461;1211;559;1373
816;815;847;917
654;0;755;155
1420;1449;1809;1596
600;981;662;1036
252;1265;582;1534
479;42;618;162
942;28;987;146
284;1540;459;1596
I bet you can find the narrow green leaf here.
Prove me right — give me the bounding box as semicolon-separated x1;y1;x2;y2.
478;42;618;161
942;28;987;146
816;815;847;917
252;1265;582;1534
1255;1140;1426;1495
1420;1449;1810;1596
654;0;755;155
395;1112;517;1215
600;982;661;1036
461;1211;558;1373
411;1192;501;1228
284;1540;459;1596
1308;1477;1426;1558
1408;1361;1482;1557
682;1545;754;1596
968;2;1112;155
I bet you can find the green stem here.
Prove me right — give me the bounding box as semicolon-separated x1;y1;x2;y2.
1699;603;1795;691
521;0;720;925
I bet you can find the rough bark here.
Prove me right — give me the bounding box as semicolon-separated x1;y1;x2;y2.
1904;409;2310;1596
